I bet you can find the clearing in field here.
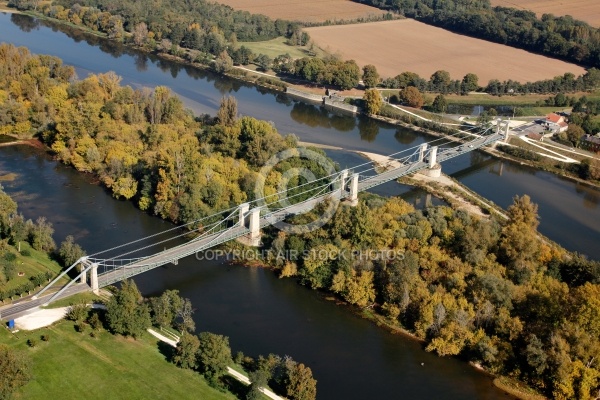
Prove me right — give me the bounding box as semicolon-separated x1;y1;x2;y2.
212;0;386;23
305;20;587;84
489;0;600;28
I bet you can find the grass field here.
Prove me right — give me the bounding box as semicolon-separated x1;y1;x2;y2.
239;37;325;59
211;0;386;23
305;19;586;83
0;242;65;303
490;0;600;28
0;321;234;400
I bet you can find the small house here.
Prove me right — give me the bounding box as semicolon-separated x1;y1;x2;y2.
545;113;568;133
580;135;600;153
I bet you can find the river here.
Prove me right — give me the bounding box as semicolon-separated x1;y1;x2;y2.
0;11;599;399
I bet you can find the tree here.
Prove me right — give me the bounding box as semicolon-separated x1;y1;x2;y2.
174;332;200;369
399;87;424;108
105;279;151;338
213;51;233;73
216;96;238;127
430;70;451;92
363;89;382;115
0;186;17;237
0;344;31;400
431;94;448;113
500;195;540;282
150;289;183;328
283;358;317;400
29;217;55;252
58;235;86;267
132;22;148;47
247;368;269;400
461;73;479;94
197;332;232;384
255;54;272;72
176;298;195;333
362;64;379;88
565;124;585;147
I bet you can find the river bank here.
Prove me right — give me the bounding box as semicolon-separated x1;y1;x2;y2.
6;5;598;190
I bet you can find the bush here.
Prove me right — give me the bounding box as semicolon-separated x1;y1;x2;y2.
75;323;86;333
496;144;541;161
27;339;37;348
40;334;50;342
20;249;31;257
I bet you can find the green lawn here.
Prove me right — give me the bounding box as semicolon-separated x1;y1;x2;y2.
1;242;66;303
0;321;234;400
239;37;324;60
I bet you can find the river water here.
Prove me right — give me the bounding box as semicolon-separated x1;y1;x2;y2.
1;11;599;399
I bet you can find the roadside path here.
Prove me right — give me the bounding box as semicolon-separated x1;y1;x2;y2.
146;328;286;400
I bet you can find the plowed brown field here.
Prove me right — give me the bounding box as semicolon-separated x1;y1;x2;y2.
305;20;586;84
490;0;600;27
212;0;386;23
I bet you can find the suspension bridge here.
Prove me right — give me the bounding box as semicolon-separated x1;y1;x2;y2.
2;121;508;318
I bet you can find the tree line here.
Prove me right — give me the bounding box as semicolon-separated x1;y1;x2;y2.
10;0;303;43
12;0;600;95
357;0;600;69
78;280;317;400
246;194;600;399
381;68;600;96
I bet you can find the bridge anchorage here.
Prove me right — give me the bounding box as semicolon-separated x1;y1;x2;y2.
26;122;505;307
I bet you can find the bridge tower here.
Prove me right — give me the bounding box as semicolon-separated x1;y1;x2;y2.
348;173;359;206
238;205;262;247
419;145;441;178
90;263;99;295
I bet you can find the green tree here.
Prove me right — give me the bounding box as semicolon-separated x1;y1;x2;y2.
58;235;86;267
246;368;269;400
29;217;55;252
362;64;379;88
363;89;382;115
174;331;200;369
0;345;31;400
0;186;17;237
430;70;452;92
105;279;151;338
461;73;479;94
197;332;232;384
431;94;448;113
255;54;272;71
565;124;585;147
150;289;184;328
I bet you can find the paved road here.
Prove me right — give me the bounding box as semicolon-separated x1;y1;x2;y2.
0;283;89;321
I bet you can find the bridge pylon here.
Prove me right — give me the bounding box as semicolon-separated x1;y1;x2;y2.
90;263;99;295
418;143;428;162
348;173;359;206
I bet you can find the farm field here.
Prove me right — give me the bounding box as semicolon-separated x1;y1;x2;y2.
211;0;386;23
489;0;600;28
305;19;587;84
